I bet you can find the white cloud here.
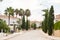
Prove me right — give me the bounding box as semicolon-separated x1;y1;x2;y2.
52;0;60;4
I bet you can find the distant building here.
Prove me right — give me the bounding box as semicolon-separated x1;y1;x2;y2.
55;14;60;22
30;21;42;27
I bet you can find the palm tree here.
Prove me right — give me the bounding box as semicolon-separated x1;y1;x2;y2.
11;9;16;31
19;8;24;25
4;7;14;26
25;9;31;20
25;9;31;30
19;9;25;30
19;8;24;18
14;9;19;18
4;10;7;16
19;9;27;30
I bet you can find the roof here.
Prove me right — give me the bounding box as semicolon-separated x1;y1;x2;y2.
56;14;60;19
30;21;42;23
0;15;19;19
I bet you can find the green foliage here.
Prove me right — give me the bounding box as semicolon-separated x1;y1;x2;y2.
31;23;34;28
4;7;31;31
31;23;36;30
42;20;47;33
48;5;54;35
42;5;54;35
14;9;19;17
25;9;31;17
54;21;60;30
5;7;14;25
0;19;10;33
42;9;48;33
25;9;31;30
21;15;26;30
25;20;30;30
33;23;36;30
42;22;44;31
25;20;29;30
19;9;24;16
17;19;21;30
17;25;21;30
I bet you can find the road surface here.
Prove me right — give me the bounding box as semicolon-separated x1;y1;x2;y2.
5;29;60;40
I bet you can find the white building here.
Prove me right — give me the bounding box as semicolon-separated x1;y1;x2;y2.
54;14;60;23
30;21;42;27
0;15;19;30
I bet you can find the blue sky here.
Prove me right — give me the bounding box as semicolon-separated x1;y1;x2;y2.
0;0;60;21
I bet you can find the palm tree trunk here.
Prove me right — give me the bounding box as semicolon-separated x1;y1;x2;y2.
21;16;22;30
21;16;22;24
8;14;10;26
26;16;28;20
13;16;16;32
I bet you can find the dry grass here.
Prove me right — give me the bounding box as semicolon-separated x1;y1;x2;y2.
53;30;60;37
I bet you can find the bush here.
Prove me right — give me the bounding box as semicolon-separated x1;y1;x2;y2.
17;25;21;30
17;18;22;30
31;23;36;30
54;21;60;30
33;23;36;30
0;19;10;33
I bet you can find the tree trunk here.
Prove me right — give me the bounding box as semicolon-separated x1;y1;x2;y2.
13;16;16;32
26;16;28;20
8;14;10;26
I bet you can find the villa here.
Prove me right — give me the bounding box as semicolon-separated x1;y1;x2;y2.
0;15;19;30
55;14;60;22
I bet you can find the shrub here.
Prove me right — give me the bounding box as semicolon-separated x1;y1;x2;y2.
31;23;36;30
33;23;36;30
0;19;10;33
54;21;60;30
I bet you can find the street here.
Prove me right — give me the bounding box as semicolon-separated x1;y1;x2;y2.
4;29;60;40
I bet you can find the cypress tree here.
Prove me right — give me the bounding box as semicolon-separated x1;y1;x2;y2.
21;15;25;30
42;9;48;33
25;20;29;30
42;21;45;32
48;5;54;35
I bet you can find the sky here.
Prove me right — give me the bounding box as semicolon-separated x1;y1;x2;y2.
0;0;60;21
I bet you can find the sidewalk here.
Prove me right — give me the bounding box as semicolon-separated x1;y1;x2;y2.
40;30;60;40
0;30;27;40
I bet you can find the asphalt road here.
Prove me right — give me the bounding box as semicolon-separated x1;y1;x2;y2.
5;29;57;40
